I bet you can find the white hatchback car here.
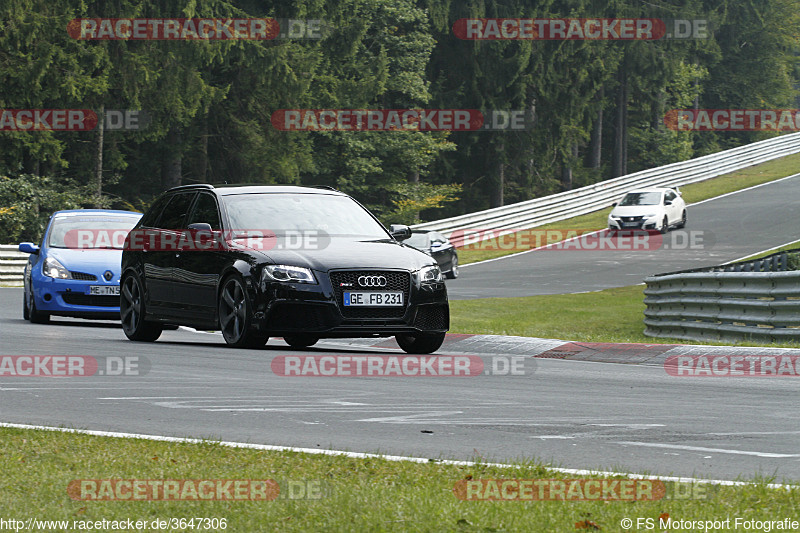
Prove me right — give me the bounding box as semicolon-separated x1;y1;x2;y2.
608;187;686;233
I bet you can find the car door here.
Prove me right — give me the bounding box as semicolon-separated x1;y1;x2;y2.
172;192;225;323
664;190;679;225
143;192;196;313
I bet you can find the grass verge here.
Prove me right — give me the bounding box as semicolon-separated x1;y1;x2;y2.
449;284;800;347
1;427;797;532
458;152;800;265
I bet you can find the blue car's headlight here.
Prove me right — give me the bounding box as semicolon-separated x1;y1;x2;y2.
261;264;317;284
43;257;70;279
419;264;443;284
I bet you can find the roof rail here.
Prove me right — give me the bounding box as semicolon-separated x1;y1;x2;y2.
312;185;339;192
167;184;215;192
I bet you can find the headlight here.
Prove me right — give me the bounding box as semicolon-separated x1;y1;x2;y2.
261;264;316;284
642;214;657;219
43;257;70;279
419;264;443;284
609;215;621;219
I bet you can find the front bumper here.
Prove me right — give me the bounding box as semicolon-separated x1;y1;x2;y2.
608;217;658;230
32;276;121;319
252;269;449;337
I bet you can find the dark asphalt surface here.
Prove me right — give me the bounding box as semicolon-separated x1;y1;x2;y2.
1;290;798;482
447;174;800;298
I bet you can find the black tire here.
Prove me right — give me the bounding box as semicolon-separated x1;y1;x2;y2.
121;274;162;342
395;332;447;354
660;216;669;234
678;210;687;229
28;292;50;324
22;289;30;321
284;335;320;349
218;275;269;348
445;255;459;279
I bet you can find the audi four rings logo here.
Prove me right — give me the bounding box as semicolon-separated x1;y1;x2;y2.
358;275;387;287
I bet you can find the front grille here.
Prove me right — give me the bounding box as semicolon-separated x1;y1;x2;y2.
413;305;449;331
70;271;97;281
329;270;410;319
622;216;644;223
62;293;118;307
266;303;337;331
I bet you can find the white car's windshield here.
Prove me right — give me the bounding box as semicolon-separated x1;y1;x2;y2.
619;192;662;206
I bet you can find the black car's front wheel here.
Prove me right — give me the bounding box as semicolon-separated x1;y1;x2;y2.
395;332;446;354
121;274;162;341
219;275;269;348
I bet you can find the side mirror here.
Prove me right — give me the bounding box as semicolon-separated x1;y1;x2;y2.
611;202;617;207
19;242;40;255
665;200;673;206
389;224;411;241
188;222;213;232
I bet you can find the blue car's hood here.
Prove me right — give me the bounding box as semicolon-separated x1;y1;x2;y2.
46;247;124;273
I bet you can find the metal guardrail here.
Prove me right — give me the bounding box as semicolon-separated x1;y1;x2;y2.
413;132;800;246
643;249;800;343
0;244;27;285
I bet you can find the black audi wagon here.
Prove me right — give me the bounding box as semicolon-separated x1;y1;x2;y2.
120;185;449;353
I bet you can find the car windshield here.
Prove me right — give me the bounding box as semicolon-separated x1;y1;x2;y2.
619;192;662;206
405;233;429;248
48;215;142;249
223;193;390;239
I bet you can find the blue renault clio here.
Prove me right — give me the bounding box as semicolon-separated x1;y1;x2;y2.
19;209;142;323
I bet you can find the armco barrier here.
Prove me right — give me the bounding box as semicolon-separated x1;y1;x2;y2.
413;132;800;246
643;249;800;343
0;244;27;285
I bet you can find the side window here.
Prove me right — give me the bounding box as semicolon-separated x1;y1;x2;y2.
157;193;196;229
432;232;447;244
139;195;169;228
186;193;221;230
665;191;676;203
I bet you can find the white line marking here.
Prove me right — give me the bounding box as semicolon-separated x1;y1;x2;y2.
617;441;800;458
461;171;800;268
357;411;463;423
589;424;665;428
0;422;793;488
